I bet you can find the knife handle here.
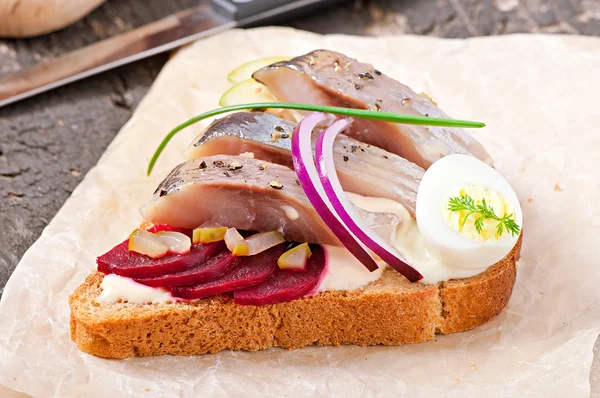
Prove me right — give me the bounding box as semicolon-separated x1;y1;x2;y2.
0;5;227;106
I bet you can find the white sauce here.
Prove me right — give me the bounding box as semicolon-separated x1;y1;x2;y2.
280;204;300;220
96;274;177;304
346;193;489;285
315;245;386;292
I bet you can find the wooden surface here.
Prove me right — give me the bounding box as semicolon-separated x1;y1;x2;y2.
1;0;599;393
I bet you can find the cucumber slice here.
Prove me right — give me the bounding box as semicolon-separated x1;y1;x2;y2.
219;78;277;107
227;56;290;84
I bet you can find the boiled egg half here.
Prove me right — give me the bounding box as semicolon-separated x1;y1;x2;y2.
416;154;522;270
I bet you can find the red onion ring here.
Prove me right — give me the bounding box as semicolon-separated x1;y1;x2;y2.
315;118;423;282
291;113;379;272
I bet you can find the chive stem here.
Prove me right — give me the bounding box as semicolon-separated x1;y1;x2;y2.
147;102;485;176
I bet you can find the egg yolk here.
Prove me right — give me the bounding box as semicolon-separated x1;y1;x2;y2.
441;185;515;242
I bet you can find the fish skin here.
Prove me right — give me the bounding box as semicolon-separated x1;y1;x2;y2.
184;111;423;216
333;134;423;217
253;49;493;169
183;111;296;167
140;155;340;245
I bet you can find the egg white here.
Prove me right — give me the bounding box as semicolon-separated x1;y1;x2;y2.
416;155;522;270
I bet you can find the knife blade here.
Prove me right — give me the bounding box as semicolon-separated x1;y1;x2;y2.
0;0;343;108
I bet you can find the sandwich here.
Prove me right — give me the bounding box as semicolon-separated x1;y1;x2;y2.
69;50;523;359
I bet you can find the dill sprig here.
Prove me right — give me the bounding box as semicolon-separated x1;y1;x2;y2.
447;194;520;237
147;102;485;175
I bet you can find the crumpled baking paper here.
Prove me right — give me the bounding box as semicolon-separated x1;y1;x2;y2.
1;27;599;397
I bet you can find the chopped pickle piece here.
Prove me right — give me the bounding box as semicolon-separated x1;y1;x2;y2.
193;226;228;244
231;243;250;256
155;231;191;254
128;229;168;258
245;231;285;256
225;227;247;254
277;243;312;271
224;228;285;257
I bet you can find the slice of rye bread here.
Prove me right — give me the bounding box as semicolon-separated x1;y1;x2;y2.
69;235;521;359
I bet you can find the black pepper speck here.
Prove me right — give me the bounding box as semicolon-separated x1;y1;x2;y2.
228;162;243;171
269;181;283;190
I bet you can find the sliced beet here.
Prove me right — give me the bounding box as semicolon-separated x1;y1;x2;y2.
172;244;285;300
97;240;226;278
134;251;237;287
234;245;325;306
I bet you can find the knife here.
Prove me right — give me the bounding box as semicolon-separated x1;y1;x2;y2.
0;0;344;108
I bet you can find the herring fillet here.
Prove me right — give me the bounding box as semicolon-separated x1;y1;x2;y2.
140;155;340;245
253;49;493;169
183;111;423;216
183;111;296;168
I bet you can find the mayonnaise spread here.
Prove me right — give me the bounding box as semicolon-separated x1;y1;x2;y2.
97;274;177;304
336;193;490;286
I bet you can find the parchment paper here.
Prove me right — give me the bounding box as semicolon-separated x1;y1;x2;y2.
1;27;599;397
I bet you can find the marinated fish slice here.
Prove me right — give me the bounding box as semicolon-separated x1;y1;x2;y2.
184;112;423;216
333;135;422;216
183;111;296;167
140;155;340;245
253;49;493;169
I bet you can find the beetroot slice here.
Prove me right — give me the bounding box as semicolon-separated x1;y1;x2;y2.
234;245;325;306
97;240;226;278
172;244;285;300
134;251;237;287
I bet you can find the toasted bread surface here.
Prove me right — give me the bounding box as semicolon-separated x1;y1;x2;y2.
70;236;521;358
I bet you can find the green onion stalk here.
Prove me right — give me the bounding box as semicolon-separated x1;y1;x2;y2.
147;102;486;176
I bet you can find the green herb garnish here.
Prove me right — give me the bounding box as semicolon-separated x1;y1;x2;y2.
447;194;520;237
147;103;486;175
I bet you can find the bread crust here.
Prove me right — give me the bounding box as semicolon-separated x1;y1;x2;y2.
70;236;521;358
